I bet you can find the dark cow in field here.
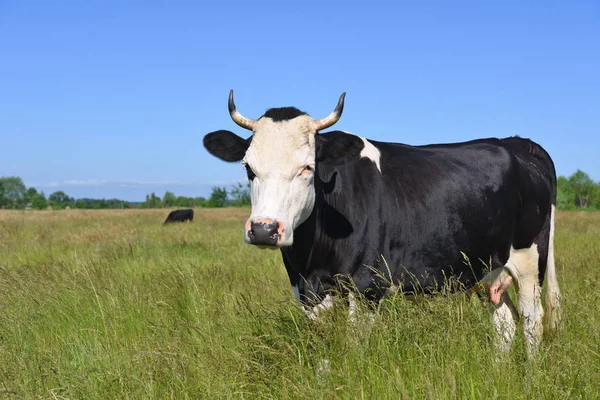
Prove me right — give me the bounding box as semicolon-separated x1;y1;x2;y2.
163;209;194;224
203;90;562;356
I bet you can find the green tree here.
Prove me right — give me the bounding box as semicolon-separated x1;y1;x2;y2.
176;196;194;207
75;198;90;209
206;186;228;208
568;170;596;208
31;191;48;210
194;197;206;207
163;191;177;207
229;182;251;206
48;191;74;209
143;192;163;208
556;176;575;210
24;187;38;205
0;176;27;208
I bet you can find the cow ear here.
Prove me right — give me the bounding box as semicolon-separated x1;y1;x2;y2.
203;130;251;162
316;131;364;165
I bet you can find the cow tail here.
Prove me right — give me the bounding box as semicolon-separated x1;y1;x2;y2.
543;197;562;337
526;139;563;336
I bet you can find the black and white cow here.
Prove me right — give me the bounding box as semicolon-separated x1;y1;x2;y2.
164;209;194;224
203;91;562;356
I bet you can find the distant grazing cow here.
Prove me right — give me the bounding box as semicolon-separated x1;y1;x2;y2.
163;209;194;224
203;90;562;357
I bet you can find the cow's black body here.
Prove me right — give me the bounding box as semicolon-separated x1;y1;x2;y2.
282;132;556;305
163;209;194;224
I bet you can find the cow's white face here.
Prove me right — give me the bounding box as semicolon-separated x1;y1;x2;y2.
242;115;318;247
203;90;364;248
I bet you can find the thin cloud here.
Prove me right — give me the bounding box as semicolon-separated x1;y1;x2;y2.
30;179;191;188
28;178;248;189
207;178;248;186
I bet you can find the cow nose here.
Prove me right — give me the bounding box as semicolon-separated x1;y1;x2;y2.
248;219;281;246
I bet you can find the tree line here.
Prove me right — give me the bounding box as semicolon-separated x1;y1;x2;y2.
140;182;251;209
1;172;599;210
557;170;600;210
0;177;251;210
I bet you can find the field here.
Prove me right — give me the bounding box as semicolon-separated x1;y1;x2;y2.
0;208;599;399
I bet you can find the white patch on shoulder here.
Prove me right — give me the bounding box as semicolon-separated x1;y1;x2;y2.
340;131;382;173
359;137;382;173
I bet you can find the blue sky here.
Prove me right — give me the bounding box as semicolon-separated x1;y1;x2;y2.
1;0;598;201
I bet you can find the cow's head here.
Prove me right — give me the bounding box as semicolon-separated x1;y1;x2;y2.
203;90;363;248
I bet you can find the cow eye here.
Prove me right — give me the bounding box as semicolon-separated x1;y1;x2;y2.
245;164;256;181
301;165;314;175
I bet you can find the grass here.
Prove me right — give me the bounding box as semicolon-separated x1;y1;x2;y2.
0;208;599;399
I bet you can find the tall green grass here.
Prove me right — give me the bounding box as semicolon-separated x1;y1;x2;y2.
0;209;598;399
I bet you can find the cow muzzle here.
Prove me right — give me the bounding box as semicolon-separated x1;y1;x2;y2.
245;218;285;248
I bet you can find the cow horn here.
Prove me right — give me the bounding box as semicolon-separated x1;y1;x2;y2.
228;90;256;131
313;92;346;131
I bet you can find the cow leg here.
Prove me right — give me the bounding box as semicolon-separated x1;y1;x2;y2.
315;359;331;380
304;292;376;327
499;244;543;357
304;291;378;379
491;291;518;354
540;205;562;335
476;267;518;354
348;292;376;326
303;294;336;321
347;292;376;341
301;294;337;380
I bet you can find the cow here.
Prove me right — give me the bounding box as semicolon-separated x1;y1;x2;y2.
202;90;562;356
163;209;194;224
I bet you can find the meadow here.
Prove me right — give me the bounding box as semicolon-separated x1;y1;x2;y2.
0;208;598;399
